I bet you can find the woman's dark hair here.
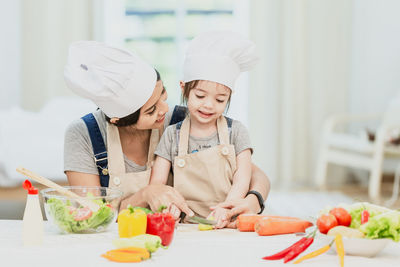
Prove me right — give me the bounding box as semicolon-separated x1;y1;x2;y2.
105;69;161;127
182;80;231;111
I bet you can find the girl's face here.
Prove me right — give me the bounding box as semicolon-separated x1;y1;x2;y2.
136;80;168;130
182;80;231;125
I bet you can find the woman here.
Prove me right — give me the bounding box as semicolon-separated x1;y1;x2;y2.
63;41;270;223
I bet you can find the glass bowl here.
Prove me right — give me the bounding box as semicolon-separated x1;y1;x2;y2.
41;186;123;234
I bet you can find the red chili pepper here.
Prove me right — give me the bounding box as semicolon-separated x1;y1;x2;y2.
283;237;314;263
361;210;370;224
146;212;175;246
262;237;308;260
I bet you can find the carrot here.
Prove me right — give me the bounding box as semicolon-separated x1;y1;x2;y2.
101;247;150;263
237;214;304;232
255;217;313;236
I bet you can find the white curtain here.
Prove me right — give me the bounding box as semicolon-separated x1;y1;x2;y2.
248;0;352;186
0;0;21;109
19;0;94;111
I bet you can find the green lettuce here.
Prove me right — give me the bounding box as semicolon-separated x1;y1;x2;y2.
346;202;391;229
46;197;114;233
359;211;400;241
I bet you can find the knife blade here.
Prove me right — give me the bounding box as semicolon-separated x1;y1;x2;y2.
180;212;217;225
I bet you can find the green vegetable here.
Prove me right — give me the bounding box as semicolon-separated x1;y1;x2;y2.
113;234;163;253
131;206;153;214
46;197;114;233
347;202;390;229
359;211;400;241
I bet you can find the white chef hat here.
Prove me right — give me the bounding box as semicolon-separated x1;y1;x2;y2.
183;31;259;90
64;41;156;118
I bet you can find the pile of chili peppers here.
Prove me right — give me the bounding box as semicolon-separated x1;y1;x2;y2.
262;229;316;263
262;230;345;266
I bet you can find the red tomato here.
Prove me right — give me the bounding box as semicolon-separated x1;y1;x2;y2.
317;214;338;234
361;210;370;224
329;207;352;227
73;207;93;221
67;206;77;214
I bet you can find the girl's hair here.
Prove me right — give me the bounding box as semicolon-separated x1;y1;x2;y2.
105;69;161;127
181;80;231;110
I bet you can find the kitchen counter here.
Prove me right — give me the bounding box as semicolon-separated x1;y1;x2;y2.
0;220;399;267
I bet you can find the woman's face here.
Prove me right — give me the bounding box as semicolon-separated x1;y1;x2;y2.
136;80;168;130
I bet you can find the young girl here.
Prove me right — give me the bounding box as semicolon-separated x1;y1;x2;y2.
150;31;258;228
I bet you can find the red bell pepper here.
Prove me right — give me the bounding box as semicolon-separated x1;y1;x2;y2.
146;212;175;246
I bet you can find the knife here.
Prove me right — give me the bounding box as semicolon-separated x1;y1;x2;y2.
179;212;217;225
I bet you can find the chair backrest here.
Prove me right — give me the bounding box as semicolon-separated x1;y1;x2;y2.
383;95;400;128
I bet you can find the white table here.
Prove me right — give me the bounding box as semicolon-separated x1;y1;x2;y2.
0;220;399;267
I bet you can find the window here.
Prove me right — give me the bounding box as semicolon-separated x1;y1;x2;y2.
101;0;249;123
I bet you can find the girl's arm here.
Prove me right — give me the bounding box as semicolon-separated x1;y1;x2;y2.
212;149;252;228
225;148;252;201
149;156;171;185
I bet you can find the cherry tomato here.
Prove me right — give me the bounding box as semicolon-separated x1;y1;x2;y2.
73;207;93;221
361;210;370;224
67;206;77;214
317;214;338;234
329;207;352;227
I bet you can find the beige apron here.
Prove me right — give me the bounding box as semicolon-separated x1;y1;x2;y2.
173;116;237;217
106;123;161;200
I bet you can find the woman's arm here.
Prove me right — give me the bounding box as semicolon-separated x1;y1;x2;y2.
249;163;270;201
66;171;101;187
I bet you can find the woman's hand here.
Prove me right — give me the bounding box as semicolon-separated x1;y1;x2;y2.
211;194;262;228
143;184;194;220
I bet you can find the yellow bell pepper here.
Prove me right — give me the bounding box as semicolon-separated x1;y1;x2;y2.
118;205;147;238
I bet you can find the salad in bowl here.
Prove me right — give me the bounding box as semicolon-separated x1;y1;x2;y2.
41;186;123;234
317;202;399;257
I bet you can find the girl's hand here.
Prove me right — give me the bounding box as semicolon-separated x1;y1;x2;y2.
210;195;262;228
209;207;229;229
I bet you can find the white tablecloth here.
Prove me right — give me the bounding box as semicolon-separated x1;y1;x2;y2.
0;220;399;267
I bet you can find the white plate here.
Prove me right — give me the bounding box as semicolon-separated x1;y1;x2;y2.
319;233;391;257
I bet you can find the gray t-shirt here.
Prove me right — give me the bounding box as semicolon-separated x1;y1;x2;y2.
64;108;174;174
154;119;252;166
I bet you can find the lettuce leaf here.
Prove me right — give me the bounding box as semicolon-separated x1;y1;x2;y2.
346;202;390;229
46;197;114;233
359;211;400;241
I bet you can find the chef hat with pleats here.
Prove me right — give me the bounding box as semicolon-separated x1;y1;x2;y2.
183;31;259;90
64;41;156;118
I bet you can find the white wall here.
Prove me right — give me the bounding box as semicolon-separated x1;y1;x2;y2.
249;0;352;185
0;0;21;109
